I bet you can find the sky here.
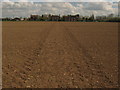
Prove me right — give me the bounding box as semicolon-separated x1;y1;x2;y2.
0;0;119;2
1;0;119;18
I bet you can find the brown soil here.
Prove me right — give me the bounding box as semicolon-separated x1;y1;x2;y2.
2;22;118;88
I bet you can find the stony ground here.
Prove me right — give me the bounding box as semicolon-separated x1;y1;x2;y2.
2;22;118;88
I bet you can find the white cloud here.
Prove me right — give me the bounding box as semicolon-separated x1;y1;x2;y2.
0;0;119;2
2;2;118;17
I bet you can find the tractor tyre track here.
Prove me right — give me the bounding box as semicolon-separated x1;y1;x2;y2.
62;23;117;88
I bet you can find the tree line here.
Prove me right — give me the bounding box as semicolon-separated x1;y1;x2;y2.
1;14;120;22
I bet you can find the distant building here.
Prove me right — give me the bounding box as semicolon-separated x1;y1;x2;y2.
63;16;69;21
108;14;114;18
96;16;107;20
50;15;60;21
63;14;79;21
42;14;50;18
41;14;51;21
30;15;40;21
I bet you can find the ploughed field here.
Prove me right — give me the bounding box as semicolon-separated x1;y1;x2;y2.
2;22;118;88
